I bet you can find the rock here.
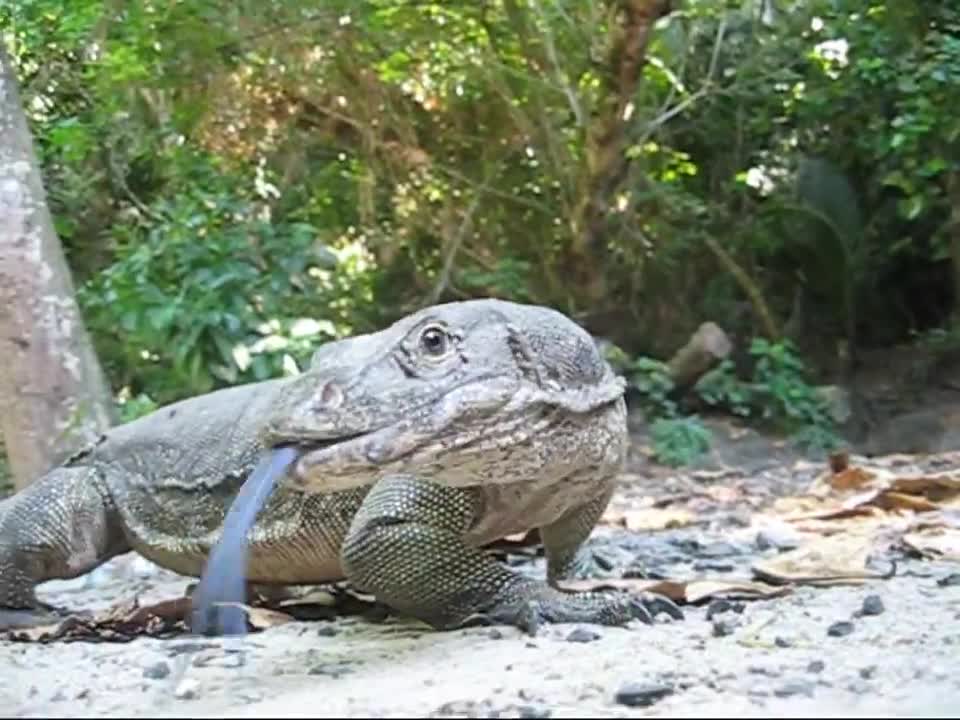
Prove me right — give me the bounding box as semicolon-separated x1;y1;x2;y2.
712;620;736;638
859;595;885;617
699;541;740;558
827;621;854;637
774;681;815;699
142;661;171;680
191;650;245;669
614;682;674;708
859;665;877;679
488;629;504;640
174;678;200;700
937;573;960;587
514;705;552;719
807;660;825;674
316;625;338;637
566;627;600;643
705;599;735;620
755;525;801;552
693;561;734;572
847;680;870;695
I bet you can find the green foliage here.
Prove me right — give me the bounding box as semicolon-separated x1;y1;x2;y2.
4;0;958;455
649;416;712;468
603;344;710;465
749;338;835;439
76;152;374;405
695;360;752;418
696;340;841;454
116;391;159;424
619;354;679;420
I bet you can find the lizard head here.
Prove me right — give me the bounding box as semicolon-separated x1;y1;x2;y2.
191;298;627;636
257;298;627;492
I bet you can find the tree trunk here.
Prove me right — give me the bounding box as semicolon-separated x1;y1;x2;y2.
0;46;115;489
567;0;674;302
948;171;960;324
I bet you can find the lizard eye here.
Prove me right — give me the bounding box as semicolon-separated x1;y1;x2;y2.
419;325;450;357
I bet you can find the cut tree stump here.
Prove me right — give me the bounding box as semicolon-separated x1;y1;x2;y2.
666;322;733;390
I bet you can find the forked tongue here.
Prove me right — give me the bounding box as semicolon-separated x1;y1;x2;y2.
190;446;300;636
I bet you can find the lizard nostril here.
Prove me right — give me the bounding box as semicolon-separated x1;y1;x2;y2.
314;380;344;412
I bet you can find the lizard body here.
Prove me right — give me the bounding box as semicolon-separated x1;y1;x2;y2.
0;299;679;633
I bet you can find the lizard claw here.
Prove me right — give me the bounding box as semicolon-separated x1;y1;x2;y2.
633;591;684;623
456;586;684;636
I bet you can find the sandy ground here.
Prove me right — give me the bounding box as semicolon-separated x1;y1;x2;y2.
3;426;960;718
3;537;959;717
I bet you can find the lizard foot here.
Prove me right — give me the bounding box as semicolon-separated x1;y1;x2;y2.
0;602;69;630
459;586;684;636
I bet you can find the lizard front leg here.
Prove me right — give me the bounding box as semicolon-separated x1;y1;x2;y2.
540;482;683;625
0;466;129;628
340;474;679;634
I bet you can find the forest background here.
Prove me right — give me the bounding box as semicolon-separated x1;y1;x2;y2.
2;0;959;490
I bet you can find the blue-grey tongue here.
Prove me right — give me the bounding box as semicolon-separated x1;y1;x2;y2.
190;446;300;636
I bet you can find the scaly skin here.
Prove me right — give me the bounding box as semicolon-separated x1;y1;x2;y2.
0;299;682;633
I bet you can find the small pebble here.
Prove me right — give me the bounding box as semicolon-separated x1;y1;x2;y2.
516;705;552;719
174;679;199;700
937;573;960;587
859;595;885;617
590;552;615;572
706;599;734;620
827;621;854;637
774;681;814;699
712;620;735;638
775;636;793;648
807;660;825;674
705;599;744;620
316;625;338;637
859;665;877;679
614;682;674;708
847;680;870;695
756;527;801;552
699;541;739;558
693;561;734;573
566;627;600;643
143;661;171;680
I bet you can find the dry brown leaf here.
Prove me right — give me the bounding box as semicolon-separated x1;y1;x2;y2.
277;590;338;609
606;507;697;532
682;580;790;603
828;466;875;491
557;577;789;604
558;577;686;599
240;604;295;630
751;531;892;586
874;491;941;513
771;496;824;515
902;526;960;562
0;596;192;644
705;485;742;504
